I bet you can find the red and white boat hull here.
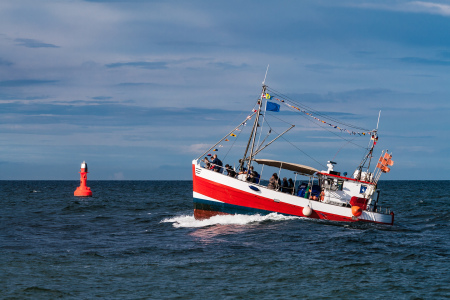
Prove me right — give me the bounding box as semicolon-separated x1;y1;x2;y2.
192;161;394;225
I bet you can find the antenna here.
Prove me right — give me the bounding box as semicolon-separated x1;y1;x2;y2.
376;110;381;130
262;64;269;85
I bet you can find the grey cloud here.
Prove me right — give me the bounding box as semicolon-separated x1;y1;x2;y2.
0;80;59;87
0;102;243;129
92;96;113;100
399;56;450;66
208;62;249;70
0;58;13;66
15;38;59;48
106;61;168;69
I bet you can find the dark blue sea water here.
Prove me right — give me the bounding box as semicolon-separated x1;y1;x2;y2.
1;180;449;299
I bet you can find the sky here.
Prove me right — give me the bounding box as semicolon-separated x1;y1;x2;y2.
0;0;449;180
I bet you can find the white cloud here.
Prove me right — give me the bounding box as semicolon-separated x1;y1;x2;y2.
408;1;450;16
353;1;450;17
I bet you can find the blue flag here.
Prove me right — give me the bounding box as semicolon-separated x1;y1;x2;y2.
266;101;280;112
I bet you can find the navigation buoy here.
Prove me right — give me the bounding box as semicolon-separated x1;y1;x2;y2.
303;206;313;217
351;206;362;217
74;161;92;197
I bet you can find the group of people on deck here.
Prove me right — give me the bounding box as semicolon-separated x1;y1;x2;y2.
202;155;309;194
203;154;223;173
268;173;295;194
202;155;260;183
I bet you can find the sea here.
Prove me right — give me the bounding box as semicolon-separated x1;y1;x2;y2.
0;180;449;299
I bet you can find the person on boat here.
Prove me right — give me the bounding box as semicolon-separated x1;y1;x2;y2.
202;157;211;169
251;170;260;184
281;177;289;193
288;178;295;194
247;169;260;184
211;154;223;173
245;166;256;182
267;173;279;190
225;164;236;177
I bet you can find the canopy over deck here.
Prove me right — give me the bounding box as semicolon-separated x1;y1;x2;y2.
253;159;318;176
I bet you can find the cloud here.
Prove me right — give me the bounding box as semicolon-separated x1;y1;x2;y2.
0;79;59;87
105;61;168;69
208;62;249;70
0;58;13;66
186;143;212;155
0;102;243;128
353;1;450;17
398;56;450;66
115;82;160;87
15;38;59;48
408;1;450;16
92;96;113;100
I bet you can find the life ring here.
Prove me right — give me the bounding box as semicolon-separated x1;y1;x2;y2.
320;191;325;201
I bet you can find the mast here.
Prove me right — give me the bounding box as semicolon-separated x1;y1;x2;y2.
239;84;266;171
247;85;266;170
355;111;381;180
355;130;378;180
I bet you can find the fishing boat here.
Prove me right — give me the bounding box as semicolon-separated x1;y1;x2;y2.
192;79;395;225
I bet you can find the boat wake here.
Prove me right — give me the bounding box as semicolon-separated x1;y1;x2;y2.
161;213;301;228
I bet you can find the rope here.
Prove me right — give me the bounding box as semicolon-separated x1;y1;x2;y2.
263;118;327;169
267;100;367;150
267;87;371;132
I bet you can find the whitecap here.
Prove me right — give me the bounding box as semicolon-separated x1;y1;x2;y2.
161;212;300;228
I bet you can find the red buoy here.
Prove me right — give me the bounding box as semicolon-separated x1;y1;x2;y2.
74;161;92;197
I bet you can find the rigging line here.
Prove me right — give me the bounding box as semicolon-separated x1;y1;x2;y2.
222;95;261;133
256;129;271;152
267;87;369;131
271;93;370;132
256;117;274;151
264;111;294;126
278;100;368;150
267;87;371;131
255;111;266;153
222;97;262;160
264;119;326;169
332;138;357;162
222;120;247;161
280;133;327;169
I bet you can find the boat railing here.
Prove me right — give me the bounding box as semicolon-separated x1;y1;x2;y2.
366;205;392;215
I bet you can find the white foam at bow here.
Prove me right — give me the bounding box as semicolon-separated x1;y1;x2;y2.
161;213;301;228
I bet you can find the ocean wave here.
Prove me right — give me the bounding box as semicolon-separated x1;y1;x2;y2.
161;213;301;228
